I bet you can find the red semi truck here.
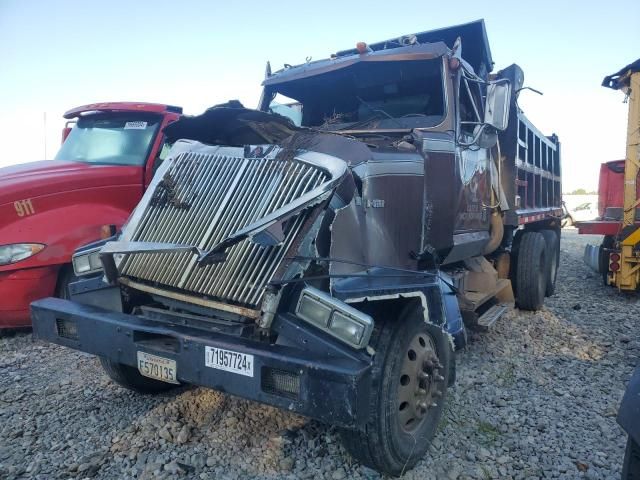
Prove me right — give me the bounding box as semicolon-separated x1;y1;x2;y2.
0;102;181;328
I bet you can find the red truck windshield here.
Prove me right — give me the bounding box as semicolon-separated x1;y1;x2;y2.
55;113;160;166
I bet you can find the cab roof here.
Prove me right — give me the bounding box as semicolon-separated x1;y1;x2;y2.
263;19;493;88
63;102;182;119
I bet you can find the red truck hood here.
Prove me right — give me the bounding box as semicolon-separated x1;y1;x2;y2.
0;160;143;205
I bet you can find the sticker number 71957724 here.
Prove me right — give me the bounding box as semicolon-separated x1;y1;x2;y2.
204;346;254;377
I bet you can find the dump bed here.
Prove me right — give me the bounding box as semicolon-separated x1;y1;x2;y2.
499;86;562;227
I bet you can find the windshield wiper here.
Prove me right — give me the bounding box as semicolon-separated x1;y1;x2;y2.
336;97;405;131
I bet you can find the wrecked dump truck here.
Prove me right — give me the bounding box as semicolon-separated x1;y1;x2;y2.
31;20;561;475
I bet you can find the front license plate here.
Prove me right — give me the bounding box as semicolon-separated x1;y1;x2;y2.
137;351;178;384
205;346;254;377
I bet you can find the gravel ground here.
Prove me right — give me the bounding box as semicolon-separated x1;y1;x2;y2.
1;229;638;480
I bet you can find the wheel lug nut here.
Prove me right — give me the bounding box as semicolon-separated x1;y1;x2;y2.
435;374;445;382
416;388;427;396
417;401;427;410
433;389;442;397
419;371;429;380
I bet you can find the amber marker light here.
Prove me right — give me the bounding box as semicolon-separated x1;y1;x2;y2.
356;42;368;54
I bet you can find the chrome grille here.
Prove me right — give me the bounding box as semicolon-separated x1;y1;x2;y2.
119;150;328;308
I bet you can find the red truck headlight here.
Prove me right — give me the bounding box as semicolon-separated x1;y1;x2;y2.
0;243;45;266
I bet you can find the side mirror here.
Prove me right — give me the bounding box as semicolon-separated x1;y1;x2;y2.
484;81;511;131
61;120;76;144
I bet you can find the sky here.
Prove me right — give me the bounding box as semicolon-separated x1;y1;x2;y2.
0;0;638;192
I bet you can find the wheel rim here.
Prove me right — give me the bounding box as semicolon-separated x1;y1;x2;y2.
397;331;444;433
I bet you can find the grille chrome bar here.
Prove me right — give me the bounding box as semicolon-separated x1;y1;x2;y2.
117;145;342;309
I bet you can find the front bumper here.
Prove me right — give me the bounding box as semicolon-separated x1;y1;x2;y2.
31;298;373;428
0;266;58;328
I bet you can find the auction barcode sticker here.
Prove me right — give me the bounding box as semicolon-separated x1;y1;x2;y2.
205;346;254;377
124;121;147;129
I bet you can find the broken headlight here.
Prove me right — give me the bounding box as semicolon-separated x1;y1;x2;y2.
295;286;373;349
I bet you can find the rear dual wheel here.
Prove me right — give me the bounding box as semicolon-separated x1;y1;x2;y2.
541;229;560;297
515;231;547;310
515;229;560;310
340;304;451;476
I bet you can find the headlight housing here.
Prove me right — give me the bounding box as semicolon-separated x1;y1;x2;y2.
295;286;373;349
72;247;103;276
0;243;45;266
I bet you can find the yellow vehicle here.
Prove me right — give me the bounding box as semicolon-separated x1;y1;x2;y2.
581;59;640;290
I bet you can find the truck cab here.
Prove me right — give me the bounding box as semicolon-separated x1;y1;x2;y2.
0;102;181;327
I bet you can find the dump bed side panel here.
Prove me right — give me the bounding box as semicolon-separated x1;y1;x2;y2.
499;109;562;226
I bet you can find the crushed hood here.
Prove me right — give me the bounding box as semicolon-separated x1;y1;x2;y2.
0;160;142;206
164;100;302;146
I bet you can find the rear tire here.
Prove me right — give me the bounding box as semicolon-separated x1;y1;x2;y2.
100;358;178;394
515;231;547;311
340;303;451;476
622;436;640;480
541;230;559;296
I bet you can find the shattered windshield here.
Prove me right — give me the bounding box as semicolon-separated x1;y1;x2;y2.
56;113;160;165
268;58;445;130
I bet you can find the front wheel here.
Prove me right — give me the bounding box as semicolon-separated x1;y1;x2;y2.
100;358;178;394
340;304;451;476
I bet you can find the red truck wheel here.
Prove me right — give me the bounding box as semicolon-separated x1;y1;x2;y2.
55;266;78;300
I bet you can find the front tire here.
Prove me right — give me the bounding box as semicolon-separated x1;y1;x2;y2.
100;358;178;394
515;231;547;311
340;304;451;476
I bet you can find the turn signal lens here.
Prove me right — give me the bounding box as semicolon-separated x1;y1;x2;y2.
100;224;116;239
610;262;621;272
609;253;621;262
0;243;45;266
